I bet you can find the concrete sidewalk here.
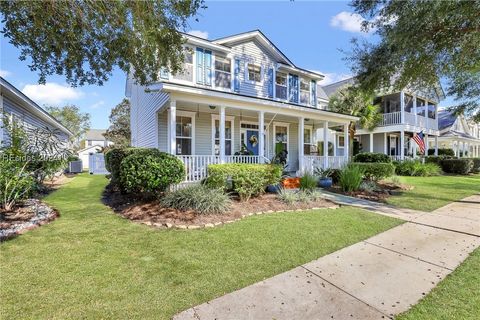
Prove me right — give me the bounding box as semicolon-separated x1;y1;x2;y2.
174;195;480;320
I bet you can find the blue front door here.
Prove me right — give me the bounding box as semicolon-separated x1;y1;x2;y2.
246;130;259;155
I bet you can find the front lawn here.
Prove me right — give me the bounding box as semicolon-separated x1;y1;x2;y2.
397;247;480;320
386;174;480;211
0;174;401;319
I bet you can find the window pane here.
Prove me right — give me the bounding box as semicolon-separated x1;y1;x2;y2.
248;64;261;82
276;73;287;86
427;102;436;119
382;93;401;113
417;98;426;116
304;128;311;144
176;138;191;155
176;116;192;137
215;71;231;88
300;78;309;91
214;139;232;155
338;136;345;147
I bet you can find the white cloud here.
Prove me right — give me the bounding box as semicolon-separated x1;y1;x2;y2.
0;69;12;78
330;11;367;33
314;71;352;86
187;30;209;39
22;82;83;105
89;100;105;109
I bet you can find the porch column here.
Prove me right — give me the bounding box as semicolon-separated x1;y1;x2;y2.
344;123;349;161
425;134;429;156
383;132;387;155
413;95;417;126
168;100;176;155
455;140;460;157
412;137;417;158
434;136;438;156
333;133;337;157
369;133;374;152
219;106;226;163
258;110;265;163
323;121;329;168
400;91;405;123
400;130;405;160
298;117;305;173
465;142;469;157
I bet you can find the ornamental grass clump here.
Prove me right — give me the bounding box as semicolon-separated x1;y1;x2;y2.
299;172;318;192
339;165;364;192
160;184;232;215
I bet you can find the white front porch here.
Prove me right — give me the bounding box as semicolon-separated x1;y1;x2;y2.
158;96;353;183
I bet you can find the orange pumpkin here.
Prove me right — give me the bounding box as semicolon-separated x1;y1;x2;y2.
282;177;300;189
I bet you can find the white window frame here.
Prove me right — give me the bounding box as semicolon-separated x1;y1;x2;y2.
299;77;310;105
304;125;313;155
245;62;262;84
213;54;232;91
211;114;235;155
176;110;196;155
275;71;288;101
273;122;290;161
337;134;345;149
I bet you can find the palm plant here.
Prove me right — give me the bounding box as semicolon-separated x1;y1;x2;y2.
328;86;382;142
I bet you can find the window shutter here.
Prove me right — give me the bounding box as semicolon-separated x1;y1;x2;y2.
288;74;299;103
196;48;204;84
311;80;317;107
204;50;212;86
267;68;274;98
234;59;240;92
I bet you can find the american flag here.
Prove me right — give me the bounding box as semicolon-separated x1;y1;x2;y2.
413;131;425;154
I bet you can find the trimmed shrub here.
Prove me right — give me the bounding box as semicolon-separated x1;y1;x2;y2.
428;148;455;156
353;162;395;181
205;163;282;201
119;149;185;193
353;152;391;163
160;185;231;214
299;172;318;192
339;165;364;192
394;160;442;176
440;159;473;175
105;148;135;186
470;158;480;173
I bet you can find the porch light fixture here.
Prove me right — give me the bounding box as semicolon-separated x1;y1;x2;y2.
209;105;216;110
305;118;310;122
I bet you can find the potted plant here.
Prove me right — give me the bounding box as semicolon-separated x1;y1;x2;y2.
315;167;333;188
267;149;289;193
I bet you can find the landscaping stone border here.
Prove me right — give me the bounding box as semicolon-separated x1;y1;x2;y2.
139;205;339;230
0;199;59;241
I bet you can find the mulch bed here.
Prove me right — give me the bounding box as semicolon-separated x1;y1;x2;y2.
0;199;59;241
103;187;337;229
326;182;413;202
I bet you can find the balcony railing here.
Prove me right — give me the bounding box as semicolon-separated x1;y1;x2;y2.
380;111;402;126
302;156;347;172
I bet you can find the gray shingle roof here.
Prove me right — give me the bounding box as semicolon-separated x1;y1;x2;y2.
322;78;356;98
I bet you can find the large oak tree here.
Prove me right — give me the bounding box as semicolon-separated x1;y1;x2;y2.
0;0;204;86
348;0;480;120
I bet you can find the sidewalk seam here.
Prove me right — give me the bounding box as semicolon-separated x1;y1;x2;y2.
300;265;393;319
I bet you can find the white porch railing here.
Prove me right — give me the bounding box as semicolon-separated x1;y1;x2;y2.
177;155;268;183
302;156;347;172
381;111;402;126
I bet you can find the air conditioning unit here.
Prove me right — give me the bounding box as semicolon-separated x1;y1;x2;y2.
68;160;83;173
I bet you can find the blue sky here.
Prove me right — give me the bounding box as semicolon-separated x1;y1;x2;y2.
0;1;454;129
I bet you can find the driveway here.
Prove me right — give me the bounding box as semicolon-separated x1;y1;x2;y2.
174;195;480;319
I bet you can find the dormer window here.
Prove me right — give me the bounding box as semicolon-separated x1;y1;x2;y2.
247;63;262;83
300;78;310;105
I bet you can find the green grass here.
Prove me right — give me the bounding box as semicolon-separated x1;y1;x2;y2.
0;174;401;319
386;174;480;211
397;247;480;320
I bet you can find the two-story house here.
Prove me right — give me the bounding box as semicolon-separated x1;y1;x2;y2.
323;78;445;160
126;30;358;183
434;110;480;157
78;129;114;169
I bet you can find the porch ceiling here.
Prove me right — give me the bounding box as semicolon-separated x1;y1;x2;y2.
168;101;347;128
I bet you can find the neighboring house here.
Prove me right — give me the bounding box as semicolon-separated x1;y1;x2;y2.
323;78;445;160
77;145;103;170
81;129;113;148
126;30;358;183
0;77;73;151
432;110;480;157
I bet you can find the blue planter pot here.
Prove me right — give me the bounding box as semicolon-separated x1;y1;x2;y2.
266;184;281;193
318;178;333;189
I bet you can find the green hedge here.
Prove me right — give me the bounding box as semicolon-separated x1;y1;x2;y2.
394;160;442;176
427;148;455;156
470;158;480;173
440;159;473;175
205;163;282;201
105;148;136;186
353;162;395;181
119;149;185;193
353;152;392;163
